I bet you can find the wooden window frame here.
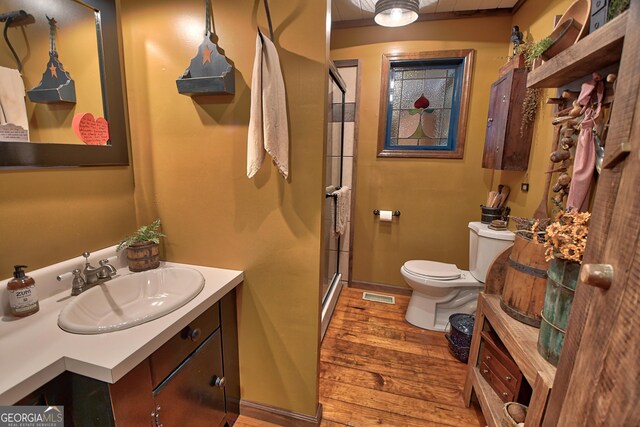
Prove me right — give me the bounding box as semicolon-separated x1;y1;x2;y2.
377;49;475;159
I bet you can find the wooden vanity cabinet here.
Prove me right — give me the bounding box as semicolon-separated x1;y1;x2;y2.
109;289;239;427
482;68;533;171
149;303;221;388
32;289;241;427
152;330;226;427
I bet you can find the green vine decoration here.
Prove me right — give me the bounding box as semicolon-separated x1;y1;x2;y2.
518;37;553;68
521;88;543;137
608;0;630;20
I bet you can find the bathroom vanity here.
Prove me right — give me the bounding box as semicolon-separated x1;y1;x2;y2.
0;248;243;426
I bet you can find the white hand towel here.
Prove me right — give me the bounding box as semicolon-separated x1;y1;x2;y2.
247;31;289;179
334;186;350;236
0;66;29;141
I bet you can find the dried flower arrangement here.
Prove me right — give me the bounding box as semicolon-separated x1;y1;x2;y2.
544;211;590;263
512;216;550;243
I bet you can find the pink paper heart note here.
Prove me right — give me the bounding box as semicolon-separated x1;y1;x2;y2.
72;113;109;145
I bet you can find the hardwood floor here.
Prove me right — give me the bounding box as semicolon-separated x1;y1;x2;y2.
236;287;484;426
320;287;484;427
235;416;281;427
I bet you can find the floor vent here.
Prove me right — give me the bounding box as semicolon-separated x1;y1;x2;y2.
362;292;396;304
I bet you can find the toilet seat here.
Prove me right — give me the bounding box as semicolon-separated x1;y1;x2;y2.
401;262;481;289
403;260;462;280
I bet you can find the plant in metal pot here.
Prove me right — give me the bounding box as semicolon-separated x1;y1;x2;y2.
537;210;590;365
117;219;165;272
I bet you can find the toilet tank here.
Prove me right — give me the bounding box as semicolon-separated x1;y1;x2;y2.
468;222;515;283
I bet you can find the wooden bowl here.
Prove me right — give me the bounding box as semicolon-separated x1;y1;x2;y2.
556;0;591;42
541;18;582;60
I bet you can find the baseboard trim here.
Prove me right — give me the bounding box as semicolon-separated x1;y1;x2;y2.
349;280;412;296
239;400;322;427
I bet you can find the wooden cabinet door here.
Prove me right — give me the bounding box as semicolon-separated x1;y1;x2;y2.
153;330;226;427
543;3;640;426
483;72;511;169
482;69;532;171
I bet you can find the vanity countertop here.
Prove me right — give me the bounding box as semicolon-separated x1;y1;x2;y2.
0;257;243;405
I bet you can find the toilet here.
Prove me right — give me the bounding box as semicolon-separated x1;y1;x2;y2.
402;222;515;331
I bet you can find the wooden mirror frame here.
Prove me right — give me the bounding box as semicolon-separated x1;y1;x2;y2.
0;0;129;169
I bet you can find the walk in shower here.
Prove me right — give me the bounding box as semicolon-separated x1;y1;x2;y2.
321;63;346;339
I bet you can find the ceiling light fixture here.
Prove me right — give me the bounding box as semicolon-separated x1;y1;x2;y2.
374;0;420;27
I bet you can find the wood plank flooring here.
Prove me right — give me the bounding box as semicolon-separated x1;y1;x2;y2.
320;288;484;427
236;287;484;426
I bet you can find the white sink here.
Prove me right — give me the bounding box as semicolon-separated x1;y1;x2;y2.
58;267;205;334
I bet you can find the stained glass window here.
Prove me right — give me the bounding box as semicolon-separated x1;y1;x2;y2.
378;51;474;159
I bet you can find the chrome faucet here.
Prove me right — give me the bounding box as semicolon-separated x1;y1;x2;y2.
57;252;118;296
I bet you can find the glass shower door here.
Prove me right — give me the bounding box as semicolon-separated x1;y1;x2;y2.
321;64;346;338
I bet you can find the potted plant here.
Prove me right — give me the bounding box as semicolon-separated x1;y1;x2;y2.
537;210;590;365
517;37;553;69
117;219;165;272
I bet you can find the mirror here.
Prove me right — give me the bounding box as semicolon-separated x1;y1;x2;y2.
0;0;128;168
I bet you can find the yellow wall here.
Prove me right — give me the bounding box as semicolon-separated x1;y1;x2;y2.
120;0;327;416
0;166;136;278
331;0;573;289
331;16;512;287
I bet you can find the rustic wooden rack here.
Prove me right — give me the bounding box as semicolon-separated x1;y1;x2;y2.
464;293;556;426
465;10;630;426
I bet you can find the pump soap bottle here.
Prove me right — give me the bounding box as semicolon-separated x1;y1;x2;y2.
8;265;39;317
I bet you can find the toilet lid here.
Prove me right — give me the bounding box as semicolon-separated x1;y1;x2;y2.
404;260;461;280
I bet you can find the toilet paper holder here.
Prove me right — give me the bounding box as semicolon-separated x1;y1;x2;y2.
373;210;401;217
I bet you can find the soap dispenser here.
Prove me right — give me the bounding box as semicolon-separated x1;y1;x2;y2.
7;265;39;317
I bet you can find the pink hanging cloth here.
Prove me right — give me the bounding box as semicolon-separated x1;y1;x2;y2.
566;73;603;212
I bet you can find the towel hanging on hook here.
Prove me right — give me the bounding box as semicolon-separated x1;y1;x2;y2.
247;20;289;179
0;10;32;141
261;0;274;41
0;10;30;72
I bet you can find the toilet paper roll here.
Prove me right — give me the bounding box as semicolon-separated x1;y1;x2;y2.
379;210;393;222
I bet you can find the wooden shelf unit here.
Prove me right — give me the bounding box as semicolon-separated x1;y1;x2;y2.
469;366;504;426
527;10;628;89
482;294;556;386
464;293;557;427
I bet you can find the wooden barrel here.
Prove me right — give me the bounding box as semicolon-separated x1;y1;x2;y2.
500;234;549;327
537;258;580;366
126;242;160;272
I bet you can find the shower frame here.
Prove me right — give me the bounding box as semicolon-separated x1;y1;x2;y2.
320;62;347;340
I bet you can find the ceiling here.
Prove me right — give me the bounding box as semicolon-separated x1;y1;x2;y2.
332;0;522;24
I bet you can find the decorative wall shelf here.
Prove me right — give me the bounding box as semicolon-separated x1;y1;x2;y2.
176;0;234;96
27;16;76;104
527;10;628;89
